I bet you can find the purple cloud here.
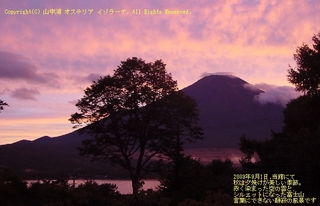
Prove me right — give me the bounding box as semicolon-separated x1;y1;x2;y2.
10;88;40;101
68;99;78;105
85;73;101;82
0;51;59;86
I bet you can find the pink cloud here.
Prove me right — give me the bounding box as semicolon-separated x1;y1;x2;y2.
1;1;318;83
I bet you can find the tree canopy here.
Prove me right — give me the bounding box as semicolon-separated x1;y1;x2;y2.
282;94;320;133
239;31;320;201
287;32;320;96
69;57;203;195
0;99;8;113
284;31;320;133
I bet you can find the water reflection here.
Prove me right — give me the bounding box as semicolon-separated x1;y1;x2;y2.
69;179;160;194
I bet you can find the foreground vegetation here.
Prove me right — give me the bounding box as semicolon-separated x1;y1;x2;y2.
0;157;238;206
2;155;311;206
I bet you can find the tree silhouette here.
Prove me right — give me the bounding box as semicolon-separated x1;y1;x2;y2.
0;168;28;205
283;95;320;133
288;32;320;96
69;57;203;195
0;99;8;113
239;31;320;201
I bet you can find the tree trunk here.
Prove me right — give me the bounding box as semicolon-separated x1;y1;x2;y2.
132;177;140;195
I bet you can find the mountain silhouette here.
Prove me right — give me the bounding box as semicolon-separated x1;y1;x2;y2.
0;74;284;178
183;74;283;148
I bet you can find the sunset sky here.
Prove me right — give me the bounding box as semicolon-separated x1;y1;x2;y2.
0;0;319;145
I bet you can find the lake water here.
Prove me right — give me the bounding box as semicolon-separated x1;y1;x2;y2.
28;148;245;194
69;179;160;194
27;179;160;194
94;148;245;194
184;147;245;166
65;148;244;194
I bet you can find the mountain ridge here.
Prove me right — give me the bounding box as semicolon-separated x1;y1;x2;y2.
3;74;283;148
182;74;283;148
0;74;284;178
